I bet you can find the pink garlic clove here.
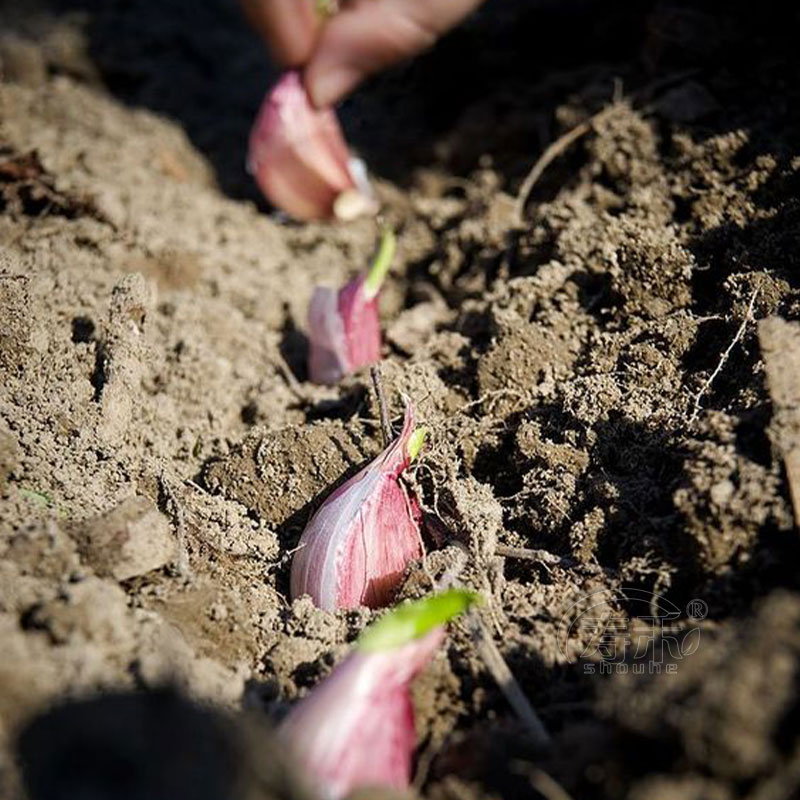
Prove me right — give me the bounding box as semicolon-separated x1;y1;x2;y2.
280;631;439;800
307;275;380;385
290;403;423;611
307;228;394;385
247;71;376;221
279;591;478;800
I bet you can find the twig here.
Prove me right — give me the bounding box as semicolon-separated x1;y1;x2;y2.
512;762;576;800
370;364;393;445
513;68;700;227
184;478;207;494
514;105;615;225
495;544;575;569
465;610;551;747
438;540;550;746
265;542;305;575
689;288;759;423
273;351;305;401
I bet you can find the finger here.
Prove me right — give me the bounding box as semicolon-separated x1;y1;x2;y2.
240;0;321;66
305;0;484;107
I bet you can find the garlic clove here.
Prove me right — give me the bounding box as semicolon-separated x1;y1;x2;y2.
280;634;435;799
307;228;394;385
248;71;376;221
290;404;423;611
307;284;352;386
280;591;479;800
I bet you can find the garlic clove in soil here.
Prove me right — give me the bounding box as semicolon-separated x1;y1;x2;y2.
307;228;394;385
247;71;377;222
279;590;478;800
290;401;425;612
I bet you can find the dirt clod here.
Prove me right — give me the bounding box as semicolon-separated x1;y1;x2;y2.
72;495;177;581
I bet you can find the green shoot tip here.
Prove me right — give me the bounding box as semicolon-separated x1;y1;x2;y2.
408;426;427;461
358;589;480;652
364;227;396;299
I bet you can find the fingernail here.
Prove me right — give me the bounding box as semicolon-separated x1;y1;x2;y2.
307;63;362;107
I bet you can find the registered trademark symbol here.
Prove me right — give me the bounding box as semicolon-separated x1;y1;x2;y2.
686;599;708;620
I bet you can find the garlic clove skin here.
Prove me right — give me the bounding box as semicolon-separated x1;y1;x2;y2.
307;275;380;385
279;630;441;800
307;228;394;385
279;591;479;800
339;275;381;371
307;283;353;386
290;404;423;611
247;71;376;221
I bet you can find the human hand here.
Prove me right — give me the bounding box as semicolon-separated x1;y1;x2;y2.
241;0;485;107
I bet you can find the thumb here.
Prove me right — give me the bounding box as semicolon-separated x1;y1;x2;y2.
305;0;483;107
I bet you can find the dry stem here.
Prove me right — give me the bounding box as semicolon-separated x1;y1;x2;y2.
272;350;305;401
465;610;551;747
370;363;393;445
495;544;575;568
438;541;551;746
514;105;615;225
689;288;759;423
514;69;700;226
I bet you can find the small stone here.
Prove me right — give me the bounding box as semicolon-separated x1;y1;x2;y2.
709;480;735;507
73;496;177;581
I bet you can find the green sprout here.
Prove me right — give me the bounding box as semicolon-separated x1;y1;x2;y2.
358;589;480;652
407;426;428;461
363;227;396;300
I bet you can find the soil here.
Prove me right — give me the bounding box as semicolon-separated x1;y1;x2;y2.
2;1;800;799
